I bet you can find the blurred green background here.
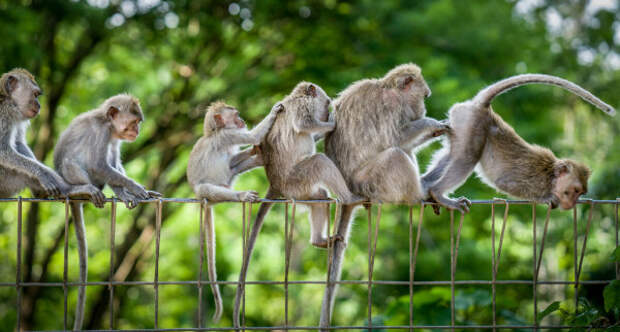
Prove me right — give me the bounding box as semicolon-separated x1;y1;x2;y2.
0;0;619;330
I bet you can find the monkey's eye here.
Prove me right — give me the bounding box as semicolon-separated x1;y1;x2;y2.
563;191;569;196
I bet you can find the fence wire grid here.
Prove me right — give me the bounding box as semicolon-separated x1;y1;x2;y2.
2;197;618;332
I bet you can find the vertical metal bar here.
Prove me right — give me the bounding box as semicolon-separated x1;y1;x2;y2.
197;200;205;328
242;202;253;332
575;200;594;290
16;197;23;332
367;204;372;330
63;198;69;331
535;204;552;279
109;199;117;329
450;209;455;329
573;206;578;312
240;202;246;332
411;204;424;327
284;201;289;328
491;201;496;332
451;212;464;330
367;205;381;330
615;198;620;280
408;206;413;331
532;203;538;330
154;199;163;329
325;199;338;326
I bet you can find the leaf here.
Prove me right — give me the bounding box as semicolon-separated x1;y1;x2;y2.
604;280;620;312
538;301;561;322
613;247;620;263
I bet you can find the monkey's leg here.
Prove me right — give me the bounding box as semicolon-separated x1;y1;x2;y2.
426;157;475;213
231;155;263;175
195;183;243;202
70;202;88;331
287;154;358;204
319;204;357;331
308;189;343;248
353;147;424;204
233;188;278;329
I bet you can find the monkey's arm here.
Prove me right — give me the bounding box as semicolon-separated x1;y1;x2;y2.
14;125;37;160
231;155;263;175
294;117;335;136
248;105;281;142
399;117;450;150
230;147;255;169
0;130;58;180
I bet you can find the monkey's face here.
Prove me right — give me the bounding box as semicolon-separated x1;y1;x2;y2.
109;108;142;142
552;165;587;209
398;74;431;115
8;76;41;119
216;108;246;129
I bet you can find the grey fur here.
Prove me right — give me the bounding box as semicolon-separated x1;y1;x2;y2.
320;64;445;330
187;101;281;323
233;82;358;329
53;93;160;331
422;73;615;213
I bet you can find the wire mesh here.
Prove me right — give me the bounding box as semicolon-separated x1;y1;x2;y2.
2;197;618;331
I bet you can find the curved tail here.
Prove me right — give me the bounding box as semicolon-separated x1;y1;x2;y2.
233;189;277;330
204;206;223;323
473;74;616;116
70;202;87;331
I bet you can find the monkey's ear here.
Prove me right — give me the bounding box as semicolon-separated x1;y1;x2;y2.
554;162;569;177
5;75;18;94
213;114;225;128
305;84;317;97
106;106;120;120
399;76;414;90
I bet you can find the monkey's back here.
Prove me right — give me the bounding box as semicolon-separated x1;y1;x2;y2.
187;136;235;190
326;80;401;185
262;114;315;194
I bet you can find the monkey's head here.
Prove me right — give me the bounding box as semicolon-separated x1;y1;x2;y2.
551;160;590;210
105;94;144;142
0;68;42;120
381;63;431;116
204;101;246;136
289;82;331;122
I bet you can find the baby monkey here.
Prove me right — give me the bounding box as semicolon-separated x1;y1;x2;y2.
54;94;161;330
187;101;282;322
422;74;616;213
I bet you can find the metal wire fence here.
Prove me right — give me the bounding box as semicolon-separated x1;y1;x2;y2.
2;197;618;331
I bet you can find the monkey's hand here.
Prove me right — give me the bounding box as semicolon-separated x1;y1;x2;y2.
271;102;285;114
125;182;150;200
237;190;260;202
146;190;162;198
429;190;471;214
431;120;452;137
37;169;64;197
111;187;140;209
67;184;106;208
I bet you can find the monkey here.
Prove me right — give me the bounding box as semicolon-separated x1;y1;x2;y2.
318;63;448;330
232;82;361;328
53;94;161;330
187;100;283;323
421;74;616;213
0;68;68;199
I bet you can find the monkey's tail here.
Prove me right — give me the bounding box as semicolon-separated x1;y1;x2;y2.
233;190;276;330
473;74;616;116
70;202;88;331
319;204;356;331
204;206;223;323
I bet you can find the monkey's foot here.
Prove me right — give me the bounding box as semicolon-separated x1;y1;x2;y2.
312;235;345;249
429;191;471;214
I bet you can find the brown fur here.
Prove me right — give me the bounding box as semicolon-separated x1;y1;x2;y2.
422;74;613;212
233;82;358;329
319;63;445;330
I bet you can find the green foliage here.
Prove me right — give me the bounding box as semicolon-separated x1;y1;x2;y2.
0;0;618;330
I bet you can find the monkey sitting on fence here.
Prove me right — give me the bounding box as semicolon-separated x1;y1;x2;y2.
422;74;616;213
187;100;283;322
0;68;71;199
54;93;161;330
233;82;360;328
